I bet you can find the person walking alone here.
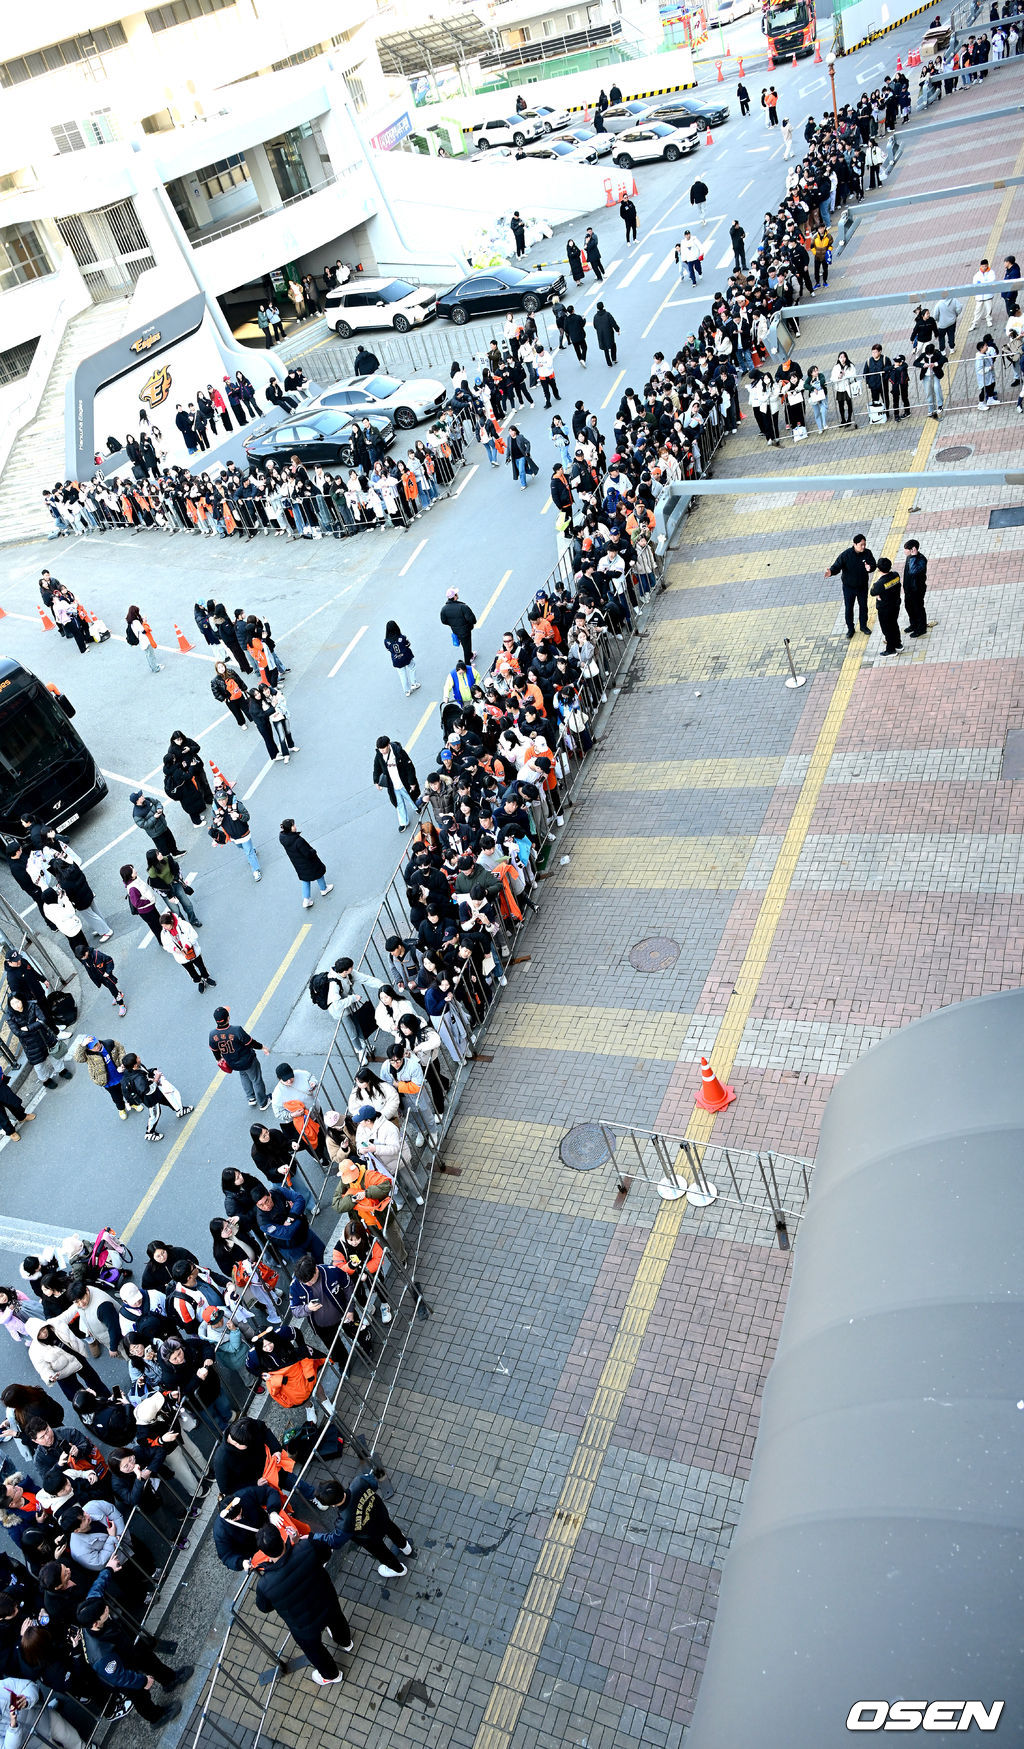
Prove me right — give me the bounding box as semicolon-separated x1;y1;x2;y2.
782;116;794;158
676;231;703;286
506;426;538;490
729;220;746;270
159;911;215;992
384;621;420;696
279;820;333;909
737;79;750;116
593;302;620;365
563;306;587;366
125;606;162;676
689;177;708;223
620;194;637;245
439;590;476;666
373;736;420;832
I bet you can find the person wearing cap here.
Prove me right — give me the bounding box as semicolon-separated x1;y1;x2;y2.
438;588;477;666
208;1006;270;1110
116;1282;171;1346
77;1565;191;1724
270;1064;326;1162
253;1522;353;1686
132;1393;203;1493
353;1105;420;1204
331;1156;408;1268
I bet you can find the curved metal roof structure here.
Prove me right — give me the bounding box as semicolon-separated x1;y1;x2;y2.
686;990;1024;1749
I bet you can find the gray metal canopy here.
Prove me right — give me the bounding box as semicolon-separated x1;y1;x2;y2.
686;990;1024;1748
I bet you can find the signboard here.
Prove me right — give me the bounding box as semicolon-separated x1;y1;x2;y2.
371;112;413;151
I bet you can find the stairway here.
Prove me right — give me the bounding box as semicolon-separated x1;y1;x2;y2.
0;296;133;545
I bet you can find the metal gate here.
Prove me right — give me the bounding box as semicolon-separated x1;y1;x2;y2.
56;198;156;303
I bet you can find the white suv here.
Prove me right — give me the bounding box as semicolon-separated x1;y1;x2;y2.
467;114;541;150
612;123;700;167
325;277;437;339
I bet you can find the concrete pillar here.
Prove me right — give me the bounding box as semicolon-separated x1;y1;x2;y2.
244;144;280;215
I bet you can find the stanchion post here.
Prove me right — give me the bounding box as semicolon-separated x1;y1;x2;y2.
784;638;806;688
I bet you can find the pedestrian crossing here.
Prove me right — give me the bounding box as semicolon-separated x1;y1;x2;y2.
617;250;654;290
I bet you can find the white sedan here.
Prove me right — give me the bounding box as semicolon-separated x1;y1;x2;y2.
597;100;656;134
611;122;700;166
559;124;615;158
314;372;449;431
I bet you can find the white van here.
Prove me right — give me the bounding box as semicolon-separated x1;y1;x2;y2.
466;114;542;150
324;277;438;339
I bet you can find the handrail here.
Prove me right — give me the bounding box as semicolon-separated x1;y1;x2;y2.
189;168;346;248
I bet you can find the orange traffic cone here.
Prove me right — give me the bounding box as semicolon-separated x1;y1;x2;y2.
791;51;798;67
0;605;6;620
38;605;54;631
695;1057;736;1113
814;37;822;61
706;127;714;145
737;55;744;75
174;623;194;653
716;58;724;80
726;39;732;55
767;46;775;69
895;52;902;70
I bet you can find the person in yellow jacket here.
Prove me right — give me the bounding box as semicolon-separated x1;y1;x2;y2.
811;226;833;288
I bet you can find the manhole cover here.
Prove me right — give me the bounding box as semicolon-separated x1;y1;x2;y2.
628;936;681;972
559;1124;616;1171
935;445;973;462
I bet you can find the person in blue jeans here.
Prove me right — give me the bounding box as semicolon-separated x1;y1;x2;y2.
279;819;334;910
208;1005;270;1109
372;736;421;833
210;799;261;881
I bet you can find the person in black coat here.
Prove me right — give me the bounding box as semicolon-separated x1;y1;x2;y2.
592;302;620;366
215;1483;280;1569
221;1168;272;1246
3;951;52;1019
3;843;47;920
438;590;477;665
373;737;421;833
249;1124;296;1183
353;346;379;377
141;1240;197;1296
213;1416;301;1497
162;733;212;827
254;1526;352;1682
278;820;333;908
6;998;71;1090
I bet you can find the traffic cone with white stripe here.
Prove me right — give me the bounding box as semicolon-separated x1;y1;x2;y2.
209;761;234;796
814;37;823;61
706;128;714;145
38;605;54;631
791;51;798;67
694;1057;736;1112
174;623;194;652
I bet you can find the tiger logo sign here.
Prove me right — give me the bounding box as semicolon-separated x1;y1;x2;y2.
139;363;171;408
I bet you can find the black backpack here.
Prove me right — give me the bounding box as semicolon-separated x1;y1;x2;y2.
283;1422;344;1462
125;622;139;647
308;971;331;1011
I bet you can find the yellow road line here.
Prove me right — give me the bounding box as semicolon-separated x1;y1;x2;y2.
120;926;311;1243
471;149;1024;1749
476;569;512;628
406;700;436;752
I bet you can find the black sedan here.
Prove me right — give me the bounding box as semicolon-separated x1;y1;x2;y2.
244;409;393;470
646;95;730;129
436;264;567;326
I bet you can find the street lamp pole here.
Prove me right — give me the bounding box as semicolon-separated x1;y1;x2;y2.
826;50;838;121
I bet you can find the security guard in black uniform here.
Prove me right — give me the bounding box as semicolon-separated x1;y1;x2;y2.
870;556;903;655
77;1567;191;1725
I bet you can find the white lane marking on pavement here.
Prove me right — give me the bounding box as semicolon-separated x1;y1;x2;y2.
800;76;827;94
857;61;885;82
713;148;727;161
0;1215;84;1256
770;143;784;158
280;583;355;641
242;761;276;804
138;930;154;951
747;145;771;153
477;570;512;628
102;771;159;791
617;251;653;290
398;537;428;577
738;179;754;197
716;247;733;269
406;701;436;752
640;191;690;244
185;871;196;885
328;624;368;680
651;246;679;282
601;369;626;410
82;827;135;873
454;464;479;497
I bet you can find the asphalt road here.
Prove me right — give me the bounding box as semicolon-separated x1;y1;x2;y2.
0;28;928;1378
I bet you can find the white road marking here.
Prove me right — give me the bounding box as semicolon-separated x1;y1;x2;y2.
454;464;479;497
0;1214;84;1256
857;61;885;83
800;76;827;94
82;827;136;873
477;570;512;628
747;145;771;153
651;246;679;282
617;250;653;290
716;247;734;269
328;624;369;680
738;179;754;197
398;537;428;577
101;771;160;791
138;930;154;951
242;761;276;804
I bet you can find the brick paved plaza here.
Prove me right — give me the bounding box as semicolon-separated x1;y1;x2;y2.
189;66;1024;1749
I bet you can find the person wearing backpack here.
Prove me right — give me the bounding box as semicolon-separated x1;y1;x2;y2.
124;606;161;675
211;661;249;728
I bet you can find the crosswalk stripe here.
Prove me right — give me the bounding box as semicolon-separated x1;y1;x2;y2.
715;247;733;270
651;246;679;283
616;250;652;290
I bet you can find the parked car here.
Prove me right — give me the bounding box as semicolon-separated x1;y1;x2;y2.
466;114;541;149
313;372;448;431
559;123;615;158
436;264;567;325
324;276;438;339
646;94;731;129
519;103;572;133
245;409;393;470
598;100;657;133
611;122;700;167
710;0;759;20
518;137;599;166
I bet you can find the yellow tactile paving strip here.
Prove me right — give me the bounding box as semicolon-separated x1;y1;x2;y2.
493;1002;692;1059
638;603;841;683
664;547;837;588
